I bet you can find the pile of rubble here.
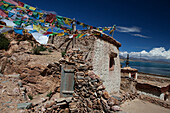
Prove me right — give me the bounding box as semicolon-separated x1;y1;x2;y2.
119;90;138;104
71;71;120;113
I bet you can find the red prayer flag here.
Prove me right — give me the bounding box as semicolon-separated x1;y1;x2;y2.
45;13;56;23
4;0;18;6
43;31;53;35
0;25;4;28
18;1;24;7
0;9;8;18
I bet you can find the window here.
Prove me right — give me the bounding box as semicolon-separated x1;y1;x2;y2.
109;56;115;71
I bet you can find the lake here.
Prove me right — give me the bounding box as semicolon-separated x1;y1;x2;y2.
121;61;170;76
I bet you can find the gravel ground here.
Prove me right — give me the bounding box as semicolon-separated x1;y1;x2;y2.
121;99;170;113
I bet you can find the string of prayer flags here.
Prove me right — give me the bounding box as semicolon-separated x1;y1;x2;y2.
0;0;117;42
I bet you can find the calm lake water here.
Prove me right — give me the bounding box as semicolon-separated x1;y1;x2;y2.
121;61;170;76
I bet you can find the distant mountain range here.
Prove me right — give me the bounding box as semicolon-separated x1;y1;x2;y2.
120;55;170;64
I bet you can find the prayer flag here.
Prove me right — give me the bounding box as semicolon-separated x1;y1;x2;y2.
18;1;24;7
4;0;18;6
14;28;23;35
79;34;84;38
69;35;73;39
29;6;36;11
64;18;71;26
33;24;41;32
0;9;8;17
57;32;64;36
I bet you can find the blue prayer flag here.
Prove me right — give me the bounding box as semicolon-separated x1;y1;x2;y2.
14;29;23;35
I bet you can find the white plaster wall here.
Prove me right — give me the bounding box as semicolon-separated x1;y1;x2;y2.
92;39;121;94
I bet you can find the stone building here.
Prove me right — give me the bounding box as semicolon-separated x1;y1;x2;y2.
48;29;121;94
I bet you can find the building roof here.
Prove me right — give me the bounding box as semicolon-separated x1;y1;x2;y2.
121;67;138;72
91;29;121;47
137;79;170;88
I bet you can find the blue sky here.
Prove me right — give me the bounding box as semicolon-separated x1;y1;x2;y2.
20;0;170;60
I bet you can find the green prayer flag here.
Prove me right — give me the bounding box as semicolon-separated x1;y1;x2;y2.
76;34;81;38
7;6;13;11
13;21;22;25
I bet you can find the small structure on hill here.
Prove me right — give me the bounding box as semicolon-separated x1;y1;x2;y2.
121;54;138;80
48;29;121;94
121;67;138;80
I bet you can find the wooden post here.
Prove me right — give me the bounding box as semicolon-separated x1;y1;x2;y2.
112;31;114;38
51;26;54;44
72;18;76;48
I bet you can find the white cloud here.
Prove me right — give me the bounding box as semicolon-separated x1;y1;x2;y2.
120;47;170;62
131;34;151;38
116;26;141;33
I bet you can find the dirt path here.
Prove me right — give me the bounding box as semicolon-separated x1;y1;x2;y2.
121;99;170;113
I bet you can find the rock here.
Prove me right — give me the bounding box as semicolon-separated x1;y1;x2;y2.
112;95;122;101
31;97;48;106
6;74;20;78
110;105;120;112
0;73;3;77
2;80;9;83
76;72;85;76
44;101;55;108
69;102;77;109
18;81;23;87
102;91;109;100
17;103;32;109
56;102;67;106
8;40;19;54
90;95;96;100
87;99;93;108
77;76;84;80
55;97;72;103
18;41;33;52
108;97;116;106
97;85;105;90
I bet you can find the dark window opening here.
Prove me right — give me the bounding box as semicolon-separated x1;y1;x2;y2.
109;56;115;71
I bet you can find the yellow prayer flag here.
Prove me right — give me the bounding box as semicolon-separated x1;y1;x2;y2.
2;31;8;34
64;18;71;26
79;34;84;38
17;6;26;10
57;33;64;36
4;4;9;7
29;6;36;11
80;23;84;26
39;13;43;17
4;11;8;14
41;27;48;31
33;24;41;32
39;20;45;23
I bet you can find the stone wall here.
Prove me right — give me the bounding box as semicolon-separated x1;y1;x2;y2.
93;39;121;94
